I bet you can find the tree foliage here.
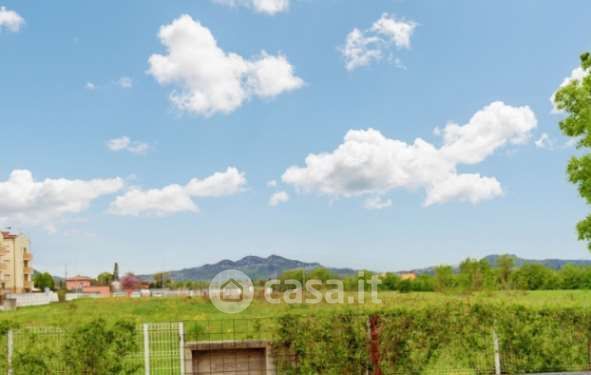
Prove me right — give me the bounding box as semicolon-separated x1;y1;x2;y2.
32;272;55;291
555;52;591;250
96;272;113;286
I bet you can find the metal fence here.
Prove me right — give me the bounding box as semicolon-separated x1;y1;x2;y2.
0;316;590;374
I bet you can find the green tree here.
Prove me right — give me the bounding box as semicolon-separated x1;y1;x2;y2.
511;264;559;290
96;272;113;286
558;264;591;289
434;265;455;292
554;52;591;250
381;273;400;291
307;267;336;283
458;258;493;291
32;272;55;291
152;272;170;289
496;255;515;289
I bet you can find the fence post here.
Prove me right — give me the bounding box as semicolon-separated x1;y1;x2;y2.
368;315;382;375
493;329;501;375
179;322;185;375
7;329;13;375
143;324;150;375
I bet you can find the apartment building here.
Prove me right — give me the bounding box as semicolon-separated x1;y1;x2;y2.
0;231;33;293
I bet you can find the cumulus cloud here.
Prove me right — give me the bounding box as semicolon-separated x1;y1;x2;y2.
185;167;246;197
0;170;124;228
148;15;303;116
281;101;536;207
110;167;247;216
267;180;278;188
85;82;96;91
212;0;289;15
0;6;24;32
269;191;289;207
363;196;392;210
551;66;589;113
109;185;198;217
106;137;150;155
341;13;416;71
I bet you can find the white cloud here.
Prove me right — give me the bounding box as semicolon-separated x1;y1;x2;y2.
117;76;133;89
371;13;416;49
212;0;289;15
106;136;150;155
342;29;383;71
269;191;289;207
267;180;278;187
281;101;536;207
110;167;247;216
363;196;392;210
109;185;198;217
341;13;416;71
551;66;589;113
0;6;24;33
0;170;124;228
148;15;303;116
185;167;246;197
85;82;96;91
535;133;554;150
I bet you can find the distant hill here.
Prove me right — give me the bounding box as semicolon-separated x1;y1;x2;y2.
410;254;591;275
139;255;357;282
482;254;591;270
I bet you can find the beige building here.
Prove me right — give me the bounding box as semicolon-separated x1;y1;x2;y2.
0;231;33;293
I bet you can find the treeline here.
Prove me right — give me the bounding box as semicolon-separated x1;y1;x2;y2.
275;255;591;292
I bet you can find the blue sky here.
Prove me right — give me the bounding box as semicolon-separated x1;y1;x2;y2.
1;0;591;277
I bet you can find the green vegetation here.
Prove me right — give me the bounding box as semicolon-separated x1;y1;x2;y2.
3;290;591;327
275;304;591;374
31;272;55;291
555;52;591;250
275;256;591;294
2;291;591;373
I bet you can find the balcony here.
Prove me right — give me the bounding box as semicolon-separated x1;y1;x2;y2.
23;252;32;261
24;281;32;290
24;266;33;274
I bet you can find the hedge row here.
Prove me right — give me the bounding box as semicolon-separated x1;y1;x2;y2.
273;303;591;374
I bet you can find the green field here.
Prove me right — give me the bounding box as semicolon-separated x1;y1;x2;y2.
4;290;591;327
3;290;591;374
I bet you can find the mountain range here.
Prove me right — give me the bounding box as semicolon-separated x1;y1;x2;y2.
138;255;357;282
409;254;591;275
131;253;591;282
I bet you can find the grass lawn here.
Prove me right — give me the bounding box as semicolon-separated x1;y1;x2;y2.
3;289;591;328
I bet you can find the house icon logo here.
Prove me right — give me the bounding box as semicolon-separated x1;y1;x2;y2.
209;270;254;314
220;278;244;302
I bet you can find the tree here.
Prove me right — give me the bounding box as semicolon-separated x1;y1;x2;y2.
458;258;493;291
496;255;515;289
381;273;400;291
434;265;455;292
112;263;120;281
555;52;591;250
152;272;170;289
120;273;141;291
511;264;559;290
33;272;55;291
97;272;113;286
